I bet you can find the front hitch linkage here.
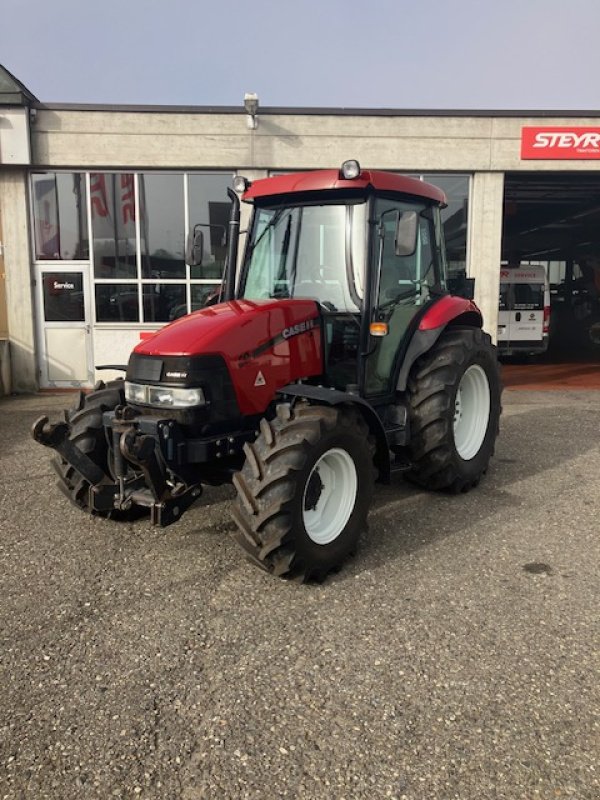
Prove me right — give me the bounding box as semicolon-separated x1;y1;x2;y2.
32;412;203;527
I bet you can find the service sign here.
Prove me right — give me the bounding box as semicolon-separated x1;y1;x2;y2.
521;127;600;159
500;269;540;281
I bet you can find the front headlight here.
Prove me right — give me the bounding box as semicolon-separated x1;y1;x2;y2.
125;381;147;404
125;381;206;408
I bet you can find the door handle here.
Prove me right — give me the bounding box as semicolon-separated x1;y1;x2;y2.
85;324;91;334
515;312;521;322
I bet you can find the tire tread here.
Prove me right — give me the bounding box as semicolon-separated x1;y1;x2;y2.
406;328;502;492
53;379;130;517
231;402;373;580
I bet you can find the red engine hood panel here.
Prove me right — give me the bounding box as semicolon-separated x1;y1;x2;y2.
134;299;323;416
135;299;319;357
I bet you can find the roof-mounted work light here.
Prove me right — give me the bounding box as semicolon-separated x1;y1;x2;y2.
233;175;251;194
340;159;361;180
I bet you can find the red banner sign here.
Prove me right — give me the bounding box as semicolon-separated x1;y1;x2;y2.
521;127;600;159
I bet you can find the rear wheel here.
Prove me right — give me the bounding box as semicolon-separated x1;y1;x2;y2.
406;327;501;492
231;402;375;581
55;379;126;514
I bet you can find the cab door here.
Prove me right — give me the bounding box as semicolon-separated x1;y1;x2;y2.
36;266;94;387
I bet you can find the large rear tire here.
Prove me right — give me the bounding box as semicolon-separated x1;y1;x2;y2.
231;402;375;581
406;327;501;492
54;379;126;514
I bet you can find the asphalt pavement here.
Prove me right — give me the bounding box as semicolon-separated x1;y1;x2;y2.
0;389;598;800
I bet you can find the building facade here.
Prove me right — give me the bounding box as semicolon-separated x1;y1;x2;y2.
2;65;600;392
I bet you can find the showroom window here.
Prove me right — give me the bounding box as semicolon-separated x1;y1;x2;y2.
94;283;138;323
140;174;186;280
421;175;470;276
33;171;233;324
138;173;186;323
187;173;231;310
92;172;189;323
90;173;137;279
32;169;468;321
31;172;88;260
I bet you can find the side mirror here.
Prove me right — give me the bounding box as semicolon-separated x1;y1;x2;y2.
186;226;204;267
395;211;418;257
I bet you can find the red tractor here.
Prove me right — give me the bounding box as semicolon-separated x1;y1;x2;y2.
33;161;501;581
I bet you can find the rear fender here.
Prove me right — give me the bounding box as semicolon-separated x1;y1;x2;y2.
277;384;390;483
396;304;482;392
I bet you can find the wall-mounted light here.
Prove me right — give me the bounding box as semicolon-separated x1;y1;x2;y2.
244;92;259;130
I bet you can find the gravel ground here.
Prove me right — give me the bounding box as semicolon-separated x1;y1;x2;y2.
0;389;598;800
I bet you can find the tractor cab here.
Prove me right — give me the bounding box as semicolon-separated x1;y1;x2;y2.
233;161;451;400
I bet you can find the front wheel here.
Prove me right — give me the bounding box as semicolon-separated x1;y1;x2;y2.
54;379;138;518
406;327;502;492
231;402;375;581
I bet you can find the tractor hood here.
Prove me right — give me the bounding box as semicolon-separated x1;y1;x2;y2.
131;299;324;416
135;298;320;358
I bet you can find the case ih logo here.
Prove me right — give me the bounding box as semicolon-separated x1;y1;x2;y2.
281;318;316;339
521;127;600;159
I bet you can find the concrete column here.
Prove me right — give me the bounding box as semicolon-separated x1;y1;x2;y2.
467;172;504;341
0;169;37;392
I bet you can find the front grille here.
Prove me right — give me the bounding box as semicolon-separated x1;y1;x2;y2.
126;353;241;424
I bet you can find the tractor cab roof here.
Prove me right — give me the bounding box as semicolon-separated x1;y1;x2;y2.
242;167;447;207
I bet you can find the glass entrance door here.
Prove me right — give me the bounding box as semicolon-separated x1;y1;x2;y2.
36;266;93;387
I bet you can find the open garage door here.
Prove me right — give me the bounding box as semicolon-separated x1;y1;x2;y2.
503;172;600;363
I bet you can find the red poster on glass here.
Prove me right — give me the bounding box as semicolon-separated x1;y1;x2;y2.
521;127;600;159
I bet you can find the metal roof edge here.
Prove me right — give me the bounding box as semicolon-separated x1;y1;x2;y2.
33;102;600;118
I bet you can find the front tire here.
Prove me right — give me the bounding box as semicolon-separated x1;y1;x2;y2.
406;327;502;492
231;402;375;581
54;379;125;514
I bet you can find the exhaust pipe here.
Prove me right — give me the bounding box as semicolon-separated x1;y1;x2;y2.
223;187;240;302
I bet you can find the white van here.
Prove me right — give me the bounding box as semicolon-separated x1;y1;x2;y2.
497;266;551;356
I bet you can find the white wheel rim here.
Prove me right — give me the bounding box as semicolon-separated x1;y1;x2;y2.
453;364;491;461
302;447;357;545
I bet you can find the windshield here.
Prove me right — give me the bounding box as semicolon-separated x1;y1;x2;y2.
241;203;366;312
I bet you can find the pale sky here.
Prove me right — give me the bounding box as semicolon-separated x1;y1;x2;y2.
3;0;600;110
